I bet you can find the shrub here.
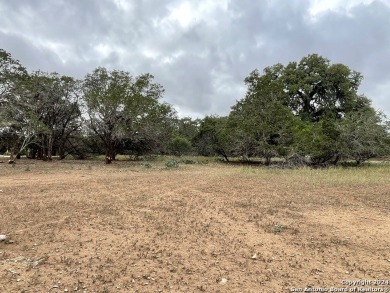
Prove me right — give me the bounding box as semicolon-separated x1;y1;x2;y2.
168;136;192;156
165;159;179;168
181;159;196;164
143;162;152;169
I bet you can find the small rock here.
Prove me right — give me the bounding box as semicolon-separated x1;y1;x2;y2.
251;253;258;260
219;277;228;285
0;235;7;241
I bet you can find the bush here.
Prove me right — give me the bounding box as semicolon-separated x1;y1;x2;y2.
168;136;192;156
165;159;179;168
143;162;152;169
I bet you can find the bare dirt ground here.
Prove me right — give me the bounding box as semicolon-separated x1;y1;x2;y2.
1;159;390;293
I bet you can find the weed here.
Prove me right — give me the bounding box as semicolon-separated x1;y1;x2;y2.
143;162;152;169
273;223;286;233
181;159;196;164
165;159;179;168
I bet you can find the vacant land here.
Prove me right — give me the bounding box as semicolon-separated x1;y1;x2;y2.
1;159;390;292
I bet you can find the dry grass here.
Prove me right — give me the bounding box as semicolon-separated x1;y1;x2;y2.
1;159;390;292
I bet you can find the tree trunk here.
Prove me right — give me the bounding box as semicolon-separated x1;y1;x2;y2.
332;154;341;165
28;147;37;159
9;148;15;161
222;154;229;162
58;145;66;160
47;134;53;161
105;149;113;164
37;147;43;160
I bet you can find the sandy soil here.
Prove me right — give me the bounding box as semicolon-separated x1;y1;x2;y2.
1;160;390;292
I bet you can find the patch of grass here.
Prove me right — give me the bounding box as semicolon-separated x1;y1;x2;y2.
143;155;163;161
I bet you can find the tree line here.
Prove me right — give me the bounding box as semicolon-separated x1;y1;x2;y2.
1;49;389;165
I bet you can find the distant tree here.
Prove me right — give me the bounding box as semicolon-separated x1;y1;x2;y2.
235;54;375;165
174;117;200;142
194;116;229;161
1;49;83;160
337;105;390;164
117;102;177;157
168;135;192;156
0;49;27;155
0;49;26;104
293;116;341;165
282;54;363;122
27;72;82;160
227;69;296;164
83;67;173;163
2;71;82;160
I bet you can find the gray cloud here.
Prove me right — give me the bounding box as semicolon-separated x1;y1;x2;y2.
0;0;389;117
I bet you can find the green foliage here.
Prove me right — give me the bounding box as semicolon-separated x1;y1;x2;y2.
165;159;179;168
181;159;196;164
293;118;340;164
0;49;27;154
229;53;386;165
168;135;192;156
173;117;200;143
2;48;388;167
83;67;175;162
226;68;297;164
282;54;363;122
1;55;82;160
194;116;229;160
337;107;390;164
143;162;152;169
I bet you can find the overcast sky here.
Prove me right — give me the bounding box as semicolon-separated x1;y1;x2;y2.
0;0;389;118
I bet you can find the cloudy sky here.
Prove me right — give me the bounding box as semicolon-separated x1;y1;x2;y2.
0;0;389;118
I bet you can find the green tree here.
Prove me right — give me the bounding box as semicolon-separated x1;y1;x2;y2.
194;116;229;161
168;135;192;156
26;71;82;160
117;102;177;157
173;117;200;143
282;54;363;122
337;106;390;164
236;54;374;165
293;117;341;165
2;71;82;160
83;67;173;163
227;69;297;164
0;49;26;104
0;49;27;155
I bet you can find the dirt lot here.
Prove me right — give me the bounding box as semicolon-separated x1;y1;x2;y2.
1;159;390;292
